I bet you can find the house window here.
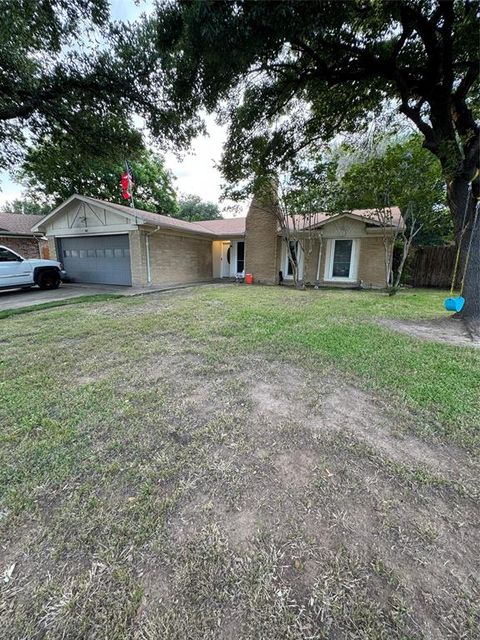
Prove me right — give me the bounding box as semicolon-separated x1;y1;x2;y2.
325;239;359;282
332;239;353;277
236;241;245;273
286;240;297;277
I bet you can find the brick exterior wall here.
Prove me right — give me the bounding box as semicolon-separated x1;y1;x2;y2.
277;235;389;288
245;195;279;284
302;240;326;285
129;229;147;286
357;236;388;288
150;231;212;285
0;236;47;259
130;229;213;286
47;238;57;260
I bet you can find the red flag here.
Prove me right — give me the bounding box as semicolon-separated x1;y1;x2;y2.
121;171;131;200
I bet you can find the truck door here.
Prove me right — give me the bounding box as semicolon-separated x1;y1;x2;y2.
0;247;32;287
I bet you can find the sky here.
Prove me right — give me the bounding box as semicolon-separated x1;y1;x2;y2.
0;0;242;216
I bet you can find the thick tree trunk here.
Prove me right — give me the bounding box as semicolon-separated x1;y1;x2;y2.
448;178;480;323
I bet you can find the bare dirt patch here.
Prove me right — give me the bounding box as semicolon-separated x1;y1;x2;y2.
378;316;480;348
128;358;480;638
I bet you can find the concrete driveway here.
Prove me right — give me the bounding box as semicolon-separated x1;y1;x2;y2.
0;280;229;312
0;283;130;311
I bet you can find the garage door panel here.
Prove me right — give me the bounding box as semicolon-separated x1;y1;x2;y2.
59;235;131;285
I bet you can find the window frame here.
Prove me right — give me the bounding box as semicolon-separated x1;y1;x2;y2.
235;240;245;274
282;239;304;280
324;238;359;283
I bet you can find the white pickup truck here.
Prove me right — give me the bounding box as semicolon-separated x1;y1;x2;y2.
0;245;66;291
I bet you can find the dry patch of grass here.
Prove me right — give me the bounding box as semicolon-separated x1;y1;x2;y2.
1;286;479;639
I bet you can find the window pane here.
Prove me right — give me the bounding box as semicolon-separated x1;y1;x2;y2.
114;248;123;258
332;240;352;277
87;249;95;257
105;249;114;258
0;248;18;261
287;241;297;276
236;242;245;272
79;250;86;258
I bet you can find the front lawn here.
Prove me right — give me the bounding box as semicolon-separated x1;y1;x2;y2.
1;285;479;639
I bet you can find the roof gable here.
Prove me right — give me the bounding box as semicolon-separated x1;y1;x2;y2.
32;195;243;238
285;208;403;231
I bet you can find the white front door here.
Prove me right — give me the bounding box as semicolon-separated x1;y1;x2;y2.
221;242;231;277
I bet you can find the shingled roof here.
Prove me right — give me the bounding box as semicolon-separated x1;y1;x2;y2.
32;195;403;238
193;217;246;235
0;213;44;236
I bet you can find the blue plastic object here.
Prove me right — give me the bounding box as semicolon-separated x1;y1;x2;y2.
444;296;465;312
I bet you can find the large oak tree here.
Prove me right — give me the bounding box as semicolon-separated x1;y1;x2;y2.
139;0;479;320
0;0;181;172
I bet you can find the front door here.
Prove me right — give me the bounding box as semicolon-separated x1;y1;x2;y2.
221;242;231;277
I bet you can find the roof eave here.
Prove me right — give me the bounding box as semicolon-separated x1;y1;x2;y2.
139;221;217;239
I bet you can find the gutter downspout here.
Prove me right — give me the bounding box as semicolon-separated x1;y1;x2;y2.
145;226;162;285
315;234;323;289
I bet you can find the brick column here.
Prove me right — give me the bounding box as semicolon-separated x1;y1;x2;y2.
244;192;279;284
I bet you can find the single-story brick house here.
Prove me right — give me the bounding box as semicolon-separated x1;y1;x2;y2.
0;213;49;259
32;194;401;288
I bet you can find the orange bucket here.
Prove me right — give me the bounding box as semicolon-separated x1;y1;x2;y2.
245;273;254;285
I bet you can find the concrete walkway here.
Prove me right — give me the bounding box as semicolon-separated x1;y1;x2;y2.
0;280;230;312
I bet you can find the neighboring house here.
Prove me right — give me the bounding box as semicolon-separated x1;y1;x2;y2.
0;213;48;259
32;194;401;288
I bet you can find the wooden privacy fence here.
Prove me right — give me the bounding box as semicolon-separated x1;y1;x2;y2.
409;245;456;288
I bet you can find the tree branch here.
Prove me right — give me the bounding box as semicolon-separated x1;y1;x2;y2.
455;61;480;102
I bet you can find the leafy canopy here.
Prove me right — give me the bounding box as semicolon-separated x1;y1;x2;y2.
145;0;478;190
334;135;453;245
1;198;51;216
178;194;222;221
21;146;178;216
0;0;180;173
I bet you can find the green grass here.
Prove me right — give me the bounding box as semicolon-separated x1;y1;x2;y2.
1;285;479;639
201;286;480;443
0;293;123;319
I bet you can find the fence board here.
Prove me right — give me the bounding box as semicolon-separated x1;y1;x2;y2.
410;246;456;288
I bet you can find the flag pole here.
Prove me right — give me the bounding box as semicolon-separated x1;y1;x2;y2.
125;160;135;208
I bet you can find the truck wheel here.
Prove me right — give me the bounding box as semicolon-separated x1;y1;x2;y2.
37;270;61;290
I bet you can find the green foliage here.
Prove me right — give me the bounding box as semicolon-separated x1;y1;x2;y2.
334;135;454;245
20;147;178;215
0;0;171;173
146;1;478;187
141;0;479;317
178;194;222;221
2;198;51;216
